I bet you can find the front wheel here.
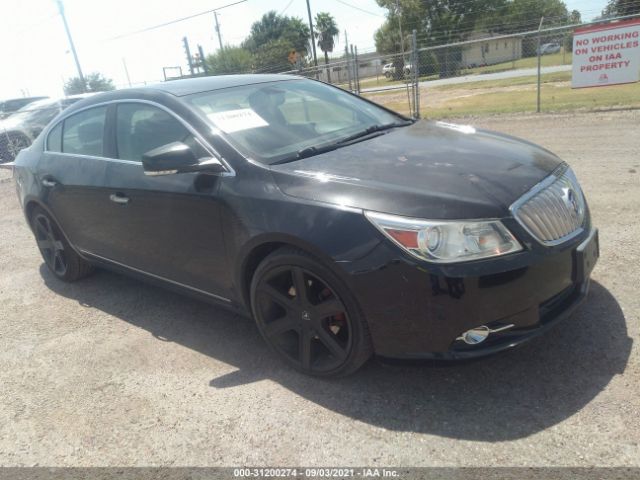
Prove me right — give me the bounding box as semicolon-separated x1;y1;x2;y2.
250;248;372;376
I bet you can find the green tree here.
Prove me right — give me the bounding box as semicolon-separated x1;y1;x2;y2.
375;0;505;77
314;12;339;82
602;0;640;17
569;9;582;24
242;11;311;72
252;38;301;72
205;46;253;75
64;72;115;95
501;0;570;34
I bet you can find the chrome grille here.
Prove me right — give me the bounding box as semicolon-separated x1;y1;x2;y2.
512;168;586;245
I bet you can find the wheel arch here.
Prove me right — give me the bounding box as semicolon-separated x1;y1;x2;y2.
236;233;348;312
23;197;85;259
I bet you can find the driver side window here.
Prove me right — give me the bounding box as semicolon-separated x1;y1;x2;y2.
115;103;206;161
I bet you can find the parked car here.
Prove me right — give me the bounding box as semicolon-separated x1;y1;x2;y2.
10;75;598;376
382;62;412;78
0;94;91;162
0;96;48;120
538;42;561;55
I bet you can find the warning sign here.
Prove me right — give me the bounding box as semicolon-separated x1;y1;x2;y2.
572;18;640;88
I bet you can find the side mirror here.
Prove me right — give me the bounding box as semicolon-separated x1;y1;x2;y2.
142;142;227;176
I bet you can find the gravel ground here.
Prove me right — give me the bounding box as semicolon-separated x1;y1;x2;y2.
0;110;638;467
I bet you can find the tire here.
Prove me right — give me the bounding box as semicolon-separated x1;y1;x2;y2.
250;247;373;377
30;207;93;282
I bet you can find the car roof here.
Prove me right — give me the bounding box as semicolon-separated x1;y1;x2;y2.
16;93;95;112
59;74;305;114
140;74;301;97
1;96;48;105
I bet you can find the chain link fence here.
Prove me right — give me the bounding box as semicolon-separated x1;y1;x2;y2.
270;14;640;120
2;14;639;165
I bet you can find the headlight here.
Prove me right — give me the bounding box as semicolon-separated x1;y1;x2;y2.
365;211;523;263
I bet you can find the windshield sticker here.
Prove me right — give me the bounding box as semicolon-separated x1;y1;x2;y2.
207;108;269;133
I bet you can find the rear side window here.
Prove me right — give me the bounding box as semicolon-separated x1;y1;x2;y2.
116;103;205;161
62;106;107;156
47;122;63;152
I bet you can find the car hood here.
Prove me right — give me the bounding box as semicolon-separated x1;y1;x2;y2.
270;120;563;219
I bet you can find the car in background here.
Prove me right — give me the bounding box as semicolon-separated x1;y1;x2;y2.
0;96;49;120
382;62;412;79
0;94;92;163
538;43;561;55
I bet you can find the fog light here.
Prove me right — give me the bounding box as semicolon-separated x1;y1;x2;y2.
457;324;515;345
460;326;490;345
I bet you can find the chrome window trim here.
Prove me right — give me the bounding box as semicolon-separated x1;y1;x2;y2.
509;163;585;247
79;249;232;303
43;98;235;177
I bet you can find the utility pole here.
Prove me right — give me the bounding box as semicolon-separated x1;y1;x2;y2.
305;0;319;76
183;36;195;76
56;0;86;92
198;45;209;74
122;58;132;87
214;12;223;51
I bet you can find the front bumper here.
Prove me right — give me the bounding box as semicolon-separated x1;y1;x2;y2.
346;227;599;359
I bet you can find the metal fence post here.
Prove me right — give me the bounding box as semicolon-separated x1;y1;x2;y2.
350;44;357;94
412;29;420;119
537;16;544;113
354;45;361;94
345;45;352;92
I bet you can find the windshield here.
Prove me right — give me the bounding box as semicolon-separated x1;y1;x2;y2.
186;79;406;165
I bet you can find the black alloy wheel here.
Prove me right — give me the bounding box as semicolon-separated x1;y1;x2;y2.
251;248;372;376
34;212;68;277
30;207;93;282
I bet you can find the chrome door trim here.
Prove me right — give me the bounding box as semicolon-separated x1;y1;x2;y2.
79;249;232;303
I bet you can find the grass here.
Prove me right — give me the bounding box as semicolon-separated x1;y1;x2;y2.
341;50;572;90
362;72;640;118
465;50;572;75
433;70;572;91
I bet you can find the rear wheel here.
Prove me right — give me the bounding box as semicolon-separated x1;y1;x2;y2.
31;207;93;282
250;248;372;376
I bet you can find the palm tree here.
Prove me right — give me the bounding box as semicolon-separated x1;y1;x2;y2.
314;12;339;82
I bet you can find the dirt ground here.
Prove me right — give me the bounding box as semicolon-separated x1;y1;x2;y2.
0;110;638;467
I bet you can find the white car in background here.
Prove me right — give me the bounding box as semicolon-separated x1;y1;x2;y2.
382;62;412;79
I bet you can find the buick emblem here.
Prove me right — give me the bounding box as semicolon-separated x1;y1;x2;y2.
562;187;580;216
301;311;311;321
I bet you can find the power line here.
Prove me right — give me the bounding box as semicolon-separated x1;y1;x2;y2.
333;0;385;17
104;0;248;41
279;0;295;15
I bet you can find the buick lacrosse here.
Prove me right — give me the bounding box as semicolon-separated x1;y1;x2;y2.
11;75;599;376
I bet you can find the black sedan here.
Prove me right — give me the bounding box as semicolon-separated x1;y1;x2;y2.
10;75;599;376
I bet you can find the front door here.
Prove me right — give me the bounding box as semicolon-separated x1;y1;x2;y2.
98;102;231;299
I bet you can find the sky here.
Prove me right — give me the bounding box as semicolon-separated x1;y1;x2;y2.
0;0;609;99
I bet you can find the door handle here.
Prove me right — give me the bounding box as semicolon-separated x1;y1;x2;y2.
109;193;130;205
42;178;57;188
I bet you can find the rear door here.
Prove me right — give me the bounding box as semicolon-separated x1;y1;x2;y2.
98;101;231;298
38;105;114;255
